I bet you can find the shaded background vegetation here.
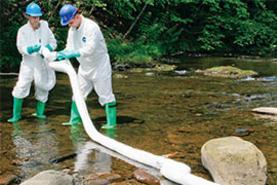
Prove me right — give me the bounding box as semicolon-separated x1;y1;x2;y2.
0;0;276;72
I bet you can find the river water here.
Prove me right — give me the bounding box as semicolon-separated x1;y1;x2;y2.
0;57;276;184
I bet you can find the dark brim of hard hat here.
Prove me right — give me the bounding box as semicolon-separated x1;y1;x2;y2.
60;18;70;26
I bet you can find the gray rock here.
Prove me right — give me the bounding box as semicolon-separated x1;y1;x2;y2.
133;168;160;185
20;170;73;185
201;137;267;185
84;178;109;185
234;128;254;137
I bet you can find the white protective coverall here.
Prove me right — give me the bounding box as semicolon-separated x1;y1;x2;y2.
66;15;115;105
13;20;57;103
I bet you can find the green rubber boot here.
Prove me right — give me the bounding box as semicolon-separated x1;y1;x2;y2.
8;97;23;123
62;101;81;126
105;128;116;138
32;101;46;119
101;101;117;129
70;125;81;144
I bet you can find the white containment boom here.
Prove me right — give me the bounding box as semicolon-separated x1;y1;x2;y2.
49;60;219;185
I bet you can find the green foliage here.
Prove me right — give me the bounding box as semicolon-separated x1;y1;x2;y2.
0;0;276;72
194;0;276;55
107;38;162;64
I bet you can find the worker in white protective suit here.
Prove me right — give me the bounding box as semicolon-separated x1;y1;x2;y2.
8;2;57;123
57;4;116;129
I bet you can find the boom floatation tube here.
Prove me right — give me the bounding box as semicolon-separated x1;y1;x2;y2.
49;60;219;185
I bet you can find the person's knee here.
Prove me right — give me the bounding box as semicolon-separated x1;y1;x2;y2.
35;91;48;103
99;96;116;106
12;86;31;99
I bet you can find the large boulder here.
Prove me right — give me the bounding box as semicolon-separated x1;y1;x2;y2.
201;137;267;185
20;170;73;185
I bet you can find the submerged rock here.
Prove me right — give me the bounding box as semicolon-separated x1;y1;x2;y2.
133;169;160;185
0;174;18;185
83;172;121;185
153;64;177;72
113;74;128;79
234;128;254;137
84;178;109;185
201;137;267;185
130;64;177;73
197;66;258;79
130;68;146;73
20;170;73;185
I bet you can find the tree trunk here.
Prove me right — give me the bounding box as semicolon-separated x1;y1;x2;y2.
123;3;148;39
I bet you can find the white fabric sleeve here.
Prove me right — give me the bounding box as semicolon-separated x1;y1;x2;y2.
16;28;30;56
65;29;74;51
46;22;57;50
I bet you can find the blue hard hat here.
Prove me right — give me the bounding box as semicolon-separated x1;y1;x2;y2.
59;4;78;26
26;2;42;17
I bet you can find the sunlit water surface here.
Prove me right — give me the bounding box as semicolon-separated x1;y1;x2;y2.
1;57;276;184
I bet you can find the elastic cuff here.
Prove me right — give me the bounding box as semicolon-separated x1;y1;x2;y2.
74;51;81;58
23;46;31;55
45;44;53;51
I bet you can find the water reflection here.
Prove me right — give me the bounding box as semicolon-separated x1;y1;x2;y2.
12;122;34;177
239;76;277;82
71;127;114;174
92;129;115;173
2;57;275;184
258;76;277;82
12;121;58;178
70;127;176;184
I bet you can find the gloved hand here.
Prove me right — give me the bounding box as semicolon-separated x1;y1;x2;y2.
40;47;57;62
39;44;54;60
56;50;80;61
45;44;53;52
27;44;41;54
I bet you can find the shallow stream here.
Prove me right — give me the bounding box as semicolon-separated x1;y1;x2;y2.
1;57;276;184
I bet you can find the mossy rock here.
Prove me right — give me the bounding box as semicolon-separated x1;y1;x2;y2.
130;64;177;73
113;73;128;79
199;66;258;79
153;64;177;72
